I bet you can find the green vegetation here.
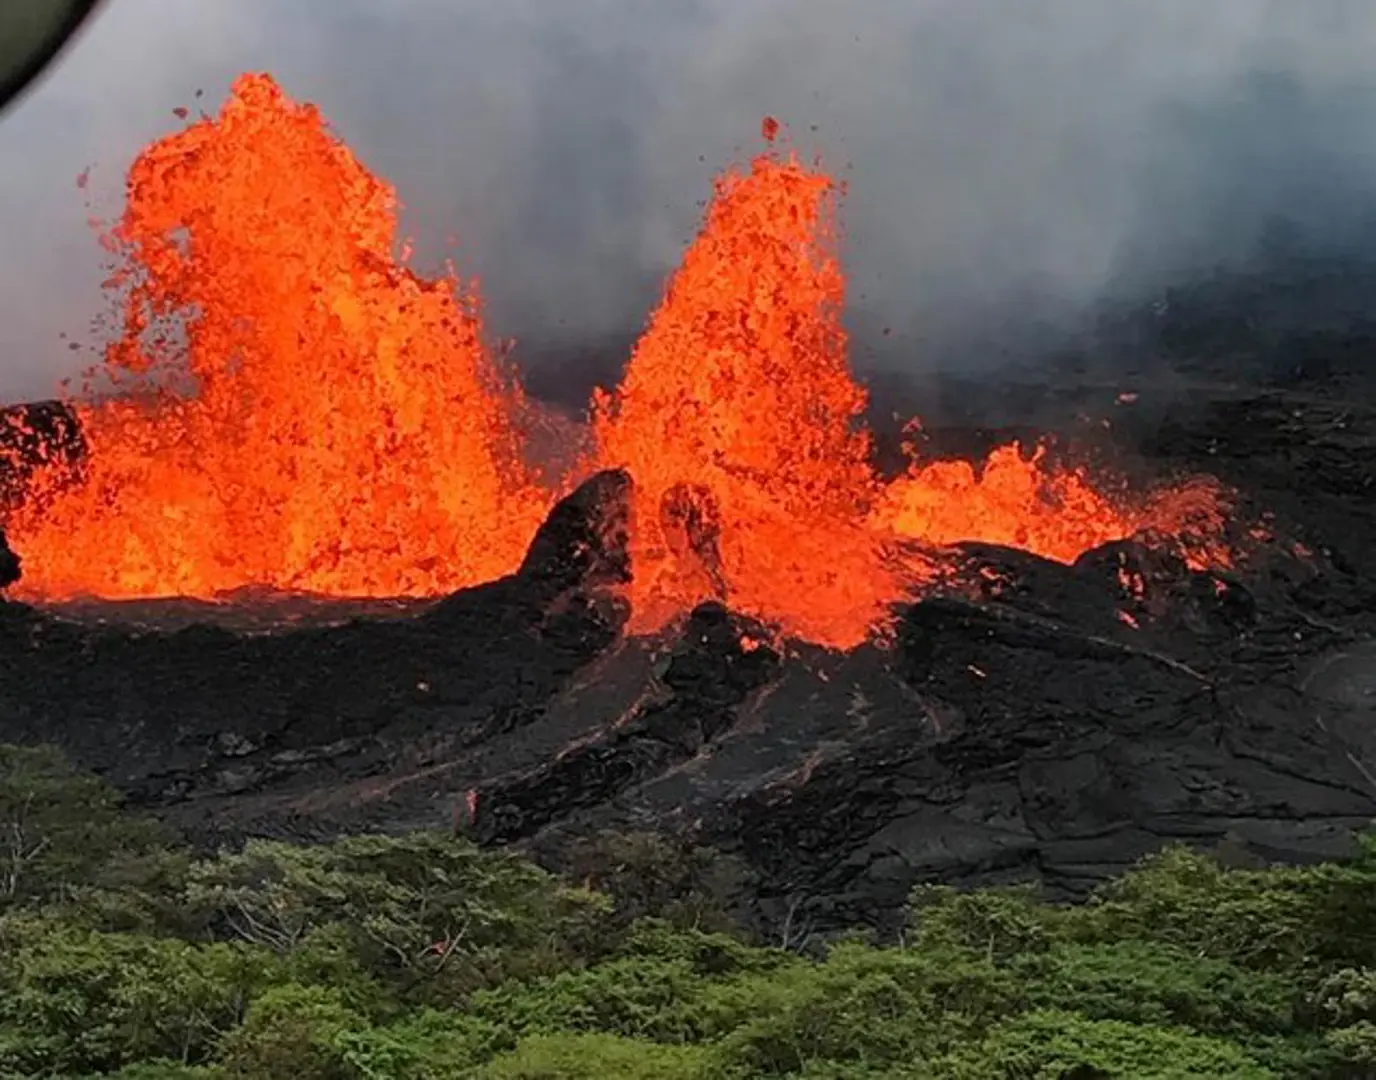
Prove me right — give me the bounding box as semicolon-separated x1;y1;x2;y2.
1;743;1375;1078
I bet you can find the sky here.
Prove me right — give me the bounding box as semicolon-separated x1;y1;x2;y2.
4;0;1376;402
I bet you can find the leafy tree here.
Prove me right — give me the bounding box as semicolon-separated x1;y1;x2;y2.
947;1008;1275;1079
0;915;273;1076
1062;840;1376;974
613;918;791;977
471;952;726;1045
333;1008;506;1079
700;944;952;1074
215;983;367;1080
3;743;1376;1080
1312;967;1376;1028
477;1031;710;1079
1310;967;1376;1077
1324;1022;1376;1077
468;921;796;1043
1017;940;1297;1036
97;1064;228;1079
0;743;176;912
184;832;610;1000
559;830;752;934
908;882;1060;961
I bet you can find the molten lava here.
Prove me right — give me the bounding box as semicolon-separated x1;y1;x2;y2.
592;154;904;645
2;74;1234;649
875;444;1231;573
6;74;550;600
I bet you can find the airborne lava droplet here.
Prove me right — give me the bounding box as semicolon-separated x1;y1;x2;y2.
3;73;1235;651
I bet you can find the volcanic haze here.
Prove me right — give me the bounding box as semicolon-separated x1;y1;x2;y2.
5;1;1376;398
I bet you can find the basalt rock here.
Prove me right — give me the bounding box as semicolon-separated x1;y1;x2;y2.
515;467;632;597
0;528;18;590
469;602;781;845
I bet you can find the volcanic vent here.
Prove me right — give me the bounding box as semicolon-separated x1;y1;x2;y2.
3;75;1374;931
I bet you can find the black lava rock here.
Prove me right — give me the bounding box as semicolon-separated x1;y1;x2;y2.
0;529;18;590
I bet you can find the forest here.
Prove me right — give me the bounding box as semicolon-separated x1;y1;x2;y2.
2;742;1375;1079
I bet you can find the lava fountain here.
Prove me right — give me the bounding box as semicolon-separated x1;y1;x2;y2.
2;75;1233;649
4;74;551;601
592;150;904;646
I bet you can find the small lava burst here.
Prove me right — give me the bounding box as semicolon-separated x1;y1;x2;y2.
2;80;1237;650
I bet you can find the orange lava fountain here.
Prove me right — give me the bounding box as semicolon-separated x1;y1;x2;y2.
2;76;1233;649
5;75;550;600
592;153;904;645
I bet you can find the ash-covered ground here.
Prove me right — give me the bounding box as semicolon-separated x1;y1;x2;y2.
2;323;1375;936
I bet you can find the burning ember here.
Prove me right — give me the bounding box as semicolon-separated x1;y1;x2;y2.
1;74;1233;649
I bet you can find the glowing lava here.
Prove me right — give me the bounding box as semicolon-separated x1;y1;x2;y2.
875;443;1232;574
2;74;1233;649
5;74;550;600
592;154;904;645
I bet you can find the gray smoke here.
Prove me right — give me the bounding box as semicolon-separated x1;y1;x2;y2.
3;0;1376;402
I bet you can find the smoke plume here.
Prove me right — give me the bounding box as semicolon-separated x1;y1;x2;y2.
3;0;1376;402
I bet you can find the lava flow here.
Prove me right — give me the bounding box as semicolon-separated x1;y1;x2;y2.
1;74;1233;649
